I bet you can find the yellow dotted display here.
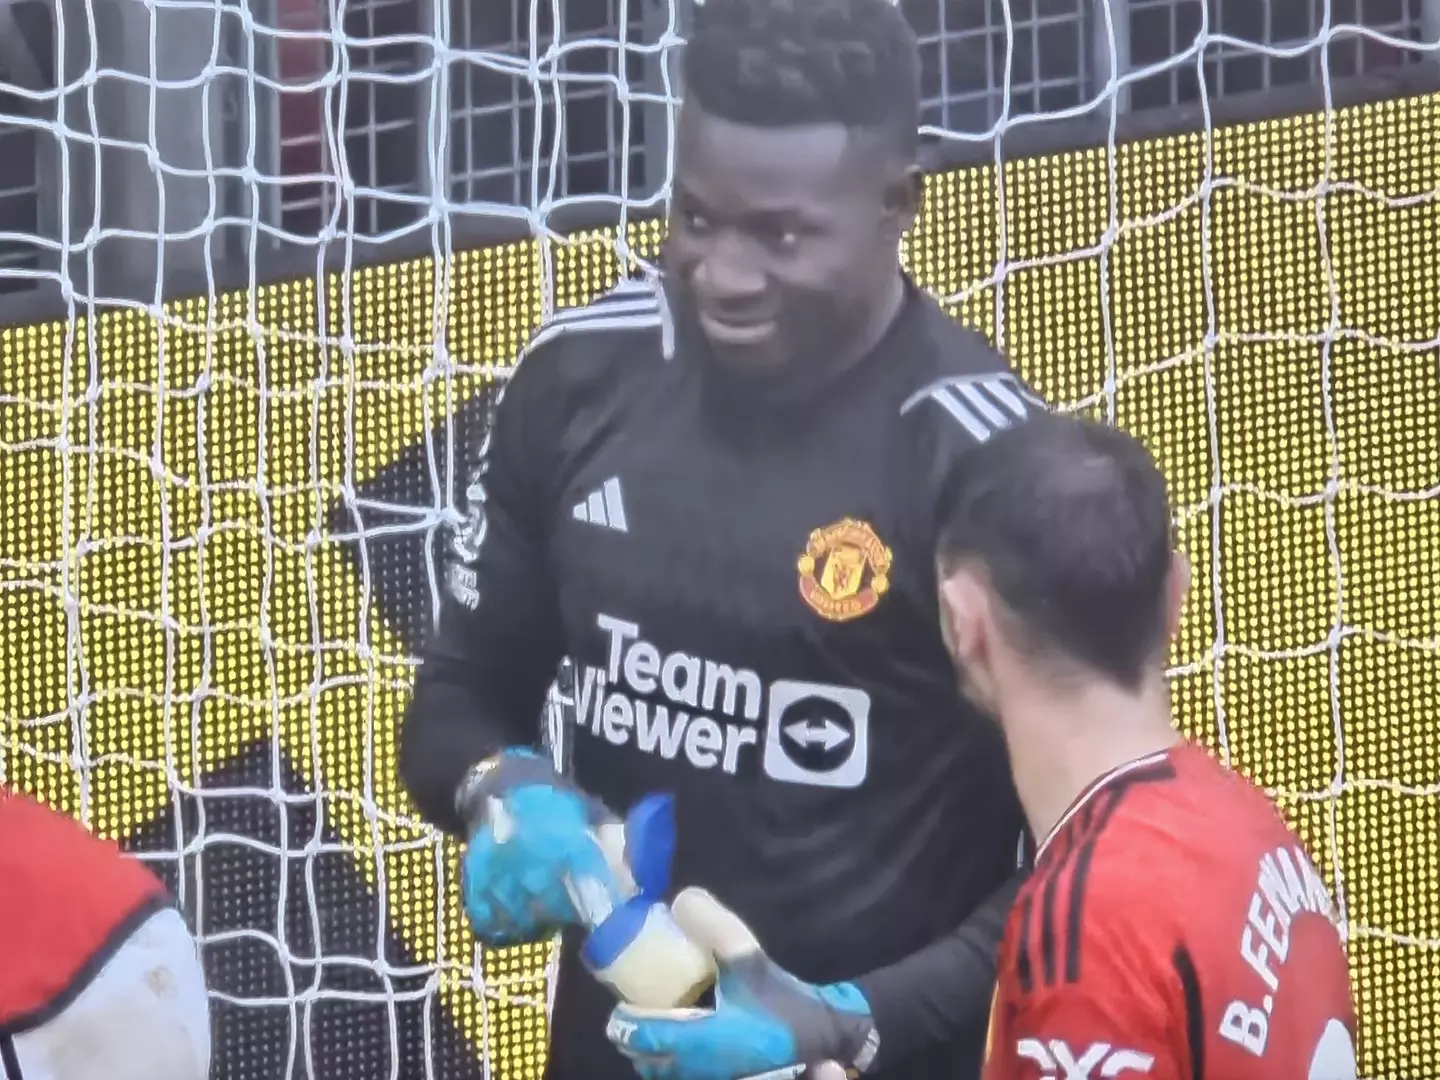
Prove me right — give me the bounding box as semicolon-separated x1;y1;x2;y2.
2;93;1438;1078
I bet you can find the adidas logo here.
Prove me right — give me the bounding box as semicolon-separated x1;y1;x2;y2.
572;477;628;533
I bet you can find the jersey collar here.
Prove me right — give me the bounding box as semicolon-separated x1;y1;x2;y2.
1035;748;1175;862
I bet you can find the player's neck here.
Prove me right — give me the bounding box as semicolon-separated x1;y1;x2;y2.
841;269;908;373
1002;675;1181;849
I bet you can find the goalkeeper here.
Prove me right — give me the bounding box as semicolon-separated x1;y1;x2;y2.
399;0;1041;1077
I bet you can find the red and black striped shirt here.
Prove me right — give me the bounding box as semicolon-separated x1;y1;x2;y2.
982;743;1356;1080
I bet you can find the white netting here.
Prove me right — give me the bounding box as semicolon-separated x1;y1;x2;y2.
1;1;1438;1079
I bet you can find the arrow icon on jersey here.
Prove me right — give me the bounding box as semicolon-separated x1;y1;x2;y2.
783;717;850;751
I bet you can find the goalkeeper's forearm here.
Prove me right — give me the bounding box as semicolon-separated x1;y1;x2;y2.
852;871;1022;1068
399;654;543;836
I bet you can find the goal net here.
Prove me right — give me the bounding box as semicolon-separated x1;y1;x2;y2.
0;1;1437;1078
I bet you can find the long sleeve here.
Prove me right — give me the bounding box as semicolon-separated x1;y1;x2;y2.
854;871;1022;1069
398;340;568;837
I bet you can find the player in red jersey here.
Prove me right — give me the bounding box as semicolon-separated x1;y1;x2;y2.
932;414;1356;1080
0;787;211;1080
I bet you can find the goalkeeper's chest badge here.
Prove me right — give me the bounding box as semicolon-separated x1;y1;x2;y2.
797;518;893;623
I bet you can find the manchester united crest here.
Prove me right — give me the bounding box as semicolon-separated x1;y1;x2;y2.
797;518;892;622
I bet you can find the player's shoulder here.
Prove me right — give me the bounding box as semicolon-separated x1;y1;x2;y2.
1023;744;1304;944
0;785;74;838
0;787;164;892
903;290;1011;380
504;274;670;403
526;275;669;359
1008;752;1184;993
1063;745;1243;891
1;788;102;861
1148;741;1303;856
896;291;1042;430
1160;745;1343;917
890;287;1045;490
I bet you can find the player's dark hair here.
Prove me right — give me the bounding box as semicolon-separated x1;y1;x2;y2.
681;0;922;159
936;414;1176;692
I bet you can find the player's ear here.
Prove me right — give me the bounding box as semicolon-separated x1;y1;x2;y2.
1166;552;1191;641
880;161;924;238
938;565;985;668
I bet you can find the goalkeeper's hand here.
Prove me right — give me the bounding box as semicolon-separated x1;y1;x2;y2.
604;888;878;1080
458;748;631;947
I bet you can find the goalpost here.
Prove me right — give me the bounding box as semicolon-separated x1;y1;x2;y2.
0;2;1438;1079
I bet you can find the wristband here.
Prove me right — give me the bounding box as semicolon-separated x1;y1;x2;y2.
454;749;603;833
453;753;503;833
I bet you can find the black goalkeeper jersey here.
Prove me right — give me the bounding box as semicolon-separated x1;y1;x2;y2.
402;274;1037;1080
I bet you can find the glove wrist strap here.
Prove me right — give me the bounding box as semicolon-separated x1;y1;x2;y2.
454;749;579;833
454;754;503;833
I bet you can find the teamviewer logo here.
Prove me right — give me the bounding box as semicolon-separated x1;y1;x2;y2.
762;680;870;788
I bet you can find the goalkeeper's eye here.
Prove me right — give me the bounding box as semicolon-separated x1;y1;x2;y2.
743;218;799;253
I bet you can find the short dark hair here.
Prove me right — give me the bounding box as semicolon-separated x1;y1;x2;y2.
936;414;1176;691
682;0;922;157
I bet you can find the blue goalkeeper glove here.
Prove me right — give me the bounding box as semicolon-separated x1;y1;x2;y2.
605;888;878;1080
457;748;630;947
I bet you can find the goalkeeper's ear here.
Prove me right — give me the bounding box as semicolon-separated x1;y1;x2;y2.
1166;552;1191;644
671;887;763;963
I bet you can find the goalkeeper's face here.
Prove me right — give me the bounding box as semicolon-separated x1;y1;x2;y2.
664;103;918;375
